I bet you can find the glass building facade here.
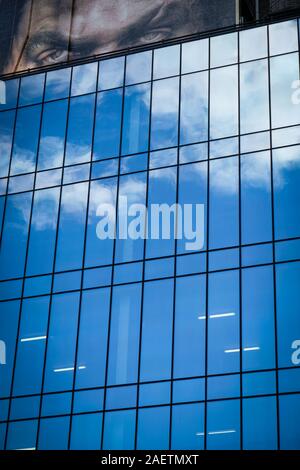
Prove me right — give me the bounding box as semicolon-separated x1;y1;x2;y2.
0;18;300;450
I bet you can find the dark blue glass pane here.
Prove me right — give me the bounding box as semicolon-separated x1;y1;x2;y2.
11;105;42;175
276;262;300;368
0;110;15;178
140;279;173;382
172;403;205;450
71;413;102;450
103;410;135;450
44;292;80;393
65;94;95;165
0;300;20;398
19;74;45;106
38;100;68;170
38;416;70;450
279;394;300;450
243;397;277;450
93;89;123;160
137;406;170;450
13;296;49;396
7;420;38;450
76;288;110;389
0;193;32;280
207;399;240;450
242;266;276;371
174;275;206;378
108;284;141;385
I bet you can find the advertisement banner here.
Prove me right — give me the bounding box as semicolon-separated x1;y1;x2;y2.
0;0;237;75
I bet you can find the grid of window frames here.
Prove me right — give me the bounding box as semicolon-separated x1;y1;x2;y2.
0;18;300;451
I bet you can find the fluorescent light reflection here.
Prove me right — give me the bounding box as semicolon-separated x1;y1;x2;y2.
198;312;236;320
20;336;47;343
225;347;260;354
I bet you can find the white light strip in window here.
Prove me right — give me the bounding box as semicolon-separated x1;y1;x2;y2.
209;430;236;436
54;366;86;373
225;347;260;354
20;336;47;343
15;448;36;451
198;313;236;320
54;367;74;373
196;430;236;436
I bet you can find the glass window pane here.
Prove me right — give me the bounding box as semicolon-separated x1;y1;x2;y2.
137;406;170;450
65;95;95;165
76;288;110;389
174;275;206;378
209;156;239;249
208;270;240;375
38;100;68;170
182;39;208;74
276;261;300;368
45;68;71;101
0;110;16;178
71;62;98;96
140;279;174;382
103;410;135;450
44;292;80;393
0;192;32;280
122;83;150;155
279;394;300;450
239;26;268;62
11;105;42;175
0;300;20;398
151;77;179;150
98;57;124;90
55;182;88;272
70;413;102;450
153;45;180;79
27;188;60;276
13;297;49;396
38;416;70;450
7;420;37;451
180;72;208;145
243;397;277;450
207;399;240;450
115;172;147;263
108;283;141;386
241;151;272;244
126;51;152;85
172;403;204;450
146;167;177;259
177;162;207;254
19;73;45;106
240;60;269;134
242;266;276;371
269;19;299;56
210;66;238;139
273;146;300;240
210;32;238;67
0;79;19;111
93;89;123;160
270;53;300;129
85;178;117;268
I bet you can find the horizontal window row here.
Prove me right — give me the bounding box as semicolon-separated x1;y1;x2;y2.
1;393;300;450
1;18;299;113
1;52;300;179
0;237;300;301
0;150;299;280
0;263;299;400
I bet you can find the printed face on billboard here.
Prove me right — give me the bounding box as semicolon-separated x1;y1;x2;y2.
1;0;236;74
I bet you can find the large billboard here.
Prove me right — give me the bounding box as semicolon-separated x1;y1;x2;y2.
0;0;237;75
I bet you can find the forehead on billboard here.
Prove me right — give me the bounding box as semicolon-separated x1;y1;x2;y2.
2;0;236;74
